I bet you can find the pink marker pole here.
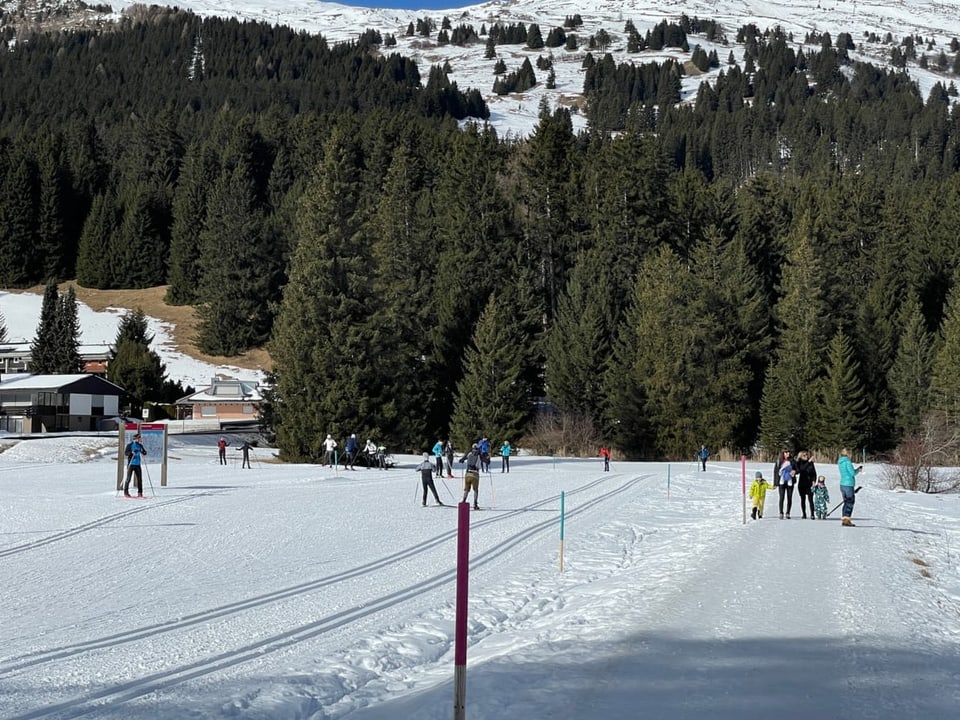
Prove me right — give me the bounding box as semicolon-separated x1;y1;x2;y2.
454;501;471;720
741;454;747;524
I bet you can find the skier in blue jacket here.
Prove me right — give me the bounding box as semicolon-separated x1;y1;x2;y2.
432;439;444;478
123;433;147;497
838;448;862;526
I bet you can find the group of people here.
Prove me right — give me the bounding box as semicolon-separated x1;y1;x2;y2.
216;436;255;468
322;434;388;470
417;437;513;509
749;447;862;525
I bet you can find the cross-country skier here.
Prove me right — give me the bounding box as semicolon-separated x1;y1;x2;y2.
459;443;483;510
123;433;147;497
432;439;444;478
417;452;443;506
217;436;227;465
838;448;862;526
323;434;337;467
443;439;455;478
344;434;358;471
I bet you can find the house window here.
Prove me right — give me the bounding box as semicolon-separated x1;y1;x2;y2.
201;405;217;417
243;405;254;415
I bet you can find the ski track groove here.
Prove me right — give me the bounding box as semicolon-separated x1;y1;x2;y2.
0;473;652;720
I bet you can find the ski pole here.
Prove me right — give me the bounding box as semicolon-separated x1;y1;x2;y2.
488;472;496;509
825;486;861;517
414;474;421;505
143;462;156;496
440;477;457;502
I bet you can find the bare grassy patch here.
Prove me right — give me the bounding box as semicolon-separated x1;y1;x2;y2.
11;285;271;373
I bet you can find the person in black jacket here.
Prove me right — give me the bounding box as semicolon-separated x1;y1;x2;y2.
793;451;817;519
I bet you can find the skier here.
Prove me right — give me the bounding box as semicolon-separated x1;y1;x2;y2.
838;448;863;526
500;440;511;473
698;445;709;471
364;438;378;467
344;434;358;471
217;436;227;466
417;452;443;506
443;439;455;478
812;476;830;519
478;437;491;472
599;445;611;471
238;440;254;469
749;471;767;519
432;439;444;478
123;433;147;497
459;443;483;509
323;434;337;467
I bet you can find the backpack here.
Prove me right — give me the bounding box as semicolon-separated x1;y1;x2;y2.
124;442;133;461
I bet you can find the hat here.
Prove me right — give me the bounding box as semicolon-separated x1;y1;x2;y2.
755;471;763;479
472;443;479;450
817;475;826;483
423;452;430;460
326;434;332;439
351;433;356;438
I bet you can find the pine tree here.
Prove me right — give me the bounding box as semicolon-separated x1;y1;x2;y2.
449;294;531;449
0;150;39;287
166;141;217;305
888;293;934;438
759;217;829;452
107;308;166;416
55;286;83;374
76;190;121;289
29;283;61;374
810;327;868;450
271;127;415;459
929;270;960;421
545;251;610;426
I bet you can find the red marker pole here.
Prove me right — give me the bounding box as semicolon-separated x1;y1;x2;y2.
741;454;747;524
454;501;471;720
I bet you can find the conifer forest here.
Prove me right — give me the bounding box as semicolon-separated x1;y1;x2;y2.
3;8;960;461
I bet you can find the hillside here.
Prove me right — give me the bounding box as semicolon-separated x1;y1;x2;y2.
4;0;960;137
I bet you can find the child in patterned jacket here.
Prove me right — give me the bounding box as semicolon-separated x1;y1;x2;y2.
812;476;830;519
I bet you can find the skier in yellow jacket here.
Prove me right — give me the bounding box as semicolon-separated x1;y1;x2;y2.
749;471;768;519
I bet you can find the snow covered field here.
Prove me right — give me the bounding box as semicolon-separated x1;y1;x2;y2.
1;436;959;720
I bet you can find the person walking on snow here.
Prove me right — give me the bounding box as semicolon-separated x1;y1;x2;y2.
698;445;709;471
459;443;483;509
749;471;768;519
812;476;830;519
500;441;511;473
838;448;862;526
443;439;455;478
323;434;337;467
432;439;444;478
217;436;227;465
599;445;611;471
778;451;796;519
417;452;443;506
794;451;817;519
123;433;147;497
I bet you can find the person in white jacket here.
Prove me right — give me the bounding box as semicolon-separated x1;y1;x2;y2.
323;434;337;467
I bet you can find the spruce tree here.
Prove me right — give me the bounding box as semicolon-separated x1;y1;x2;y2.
449;294;531;450
759;216;829;453
29;283;61;374
888;293;934;438
76;190;121;289
545;251;610;426
166;141;217;305
107;309;166;415
929;270;960;421
810;327;868;451
55;286;83;374
0;151;39;287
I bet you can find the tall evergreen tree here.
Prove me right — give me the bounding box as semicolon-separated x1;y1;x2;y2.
929;270;960;421
76;190;121;289
29;283;61;374
107;309;166;416
809;327;868;451
449;294;532;449
888;293;935;438
55;286;83;374
0;149;39;286
759;216;829;452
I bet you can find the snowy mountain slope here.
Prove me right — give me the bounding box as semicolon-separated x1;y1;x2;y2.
80;0;960;137
0;436;958;720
